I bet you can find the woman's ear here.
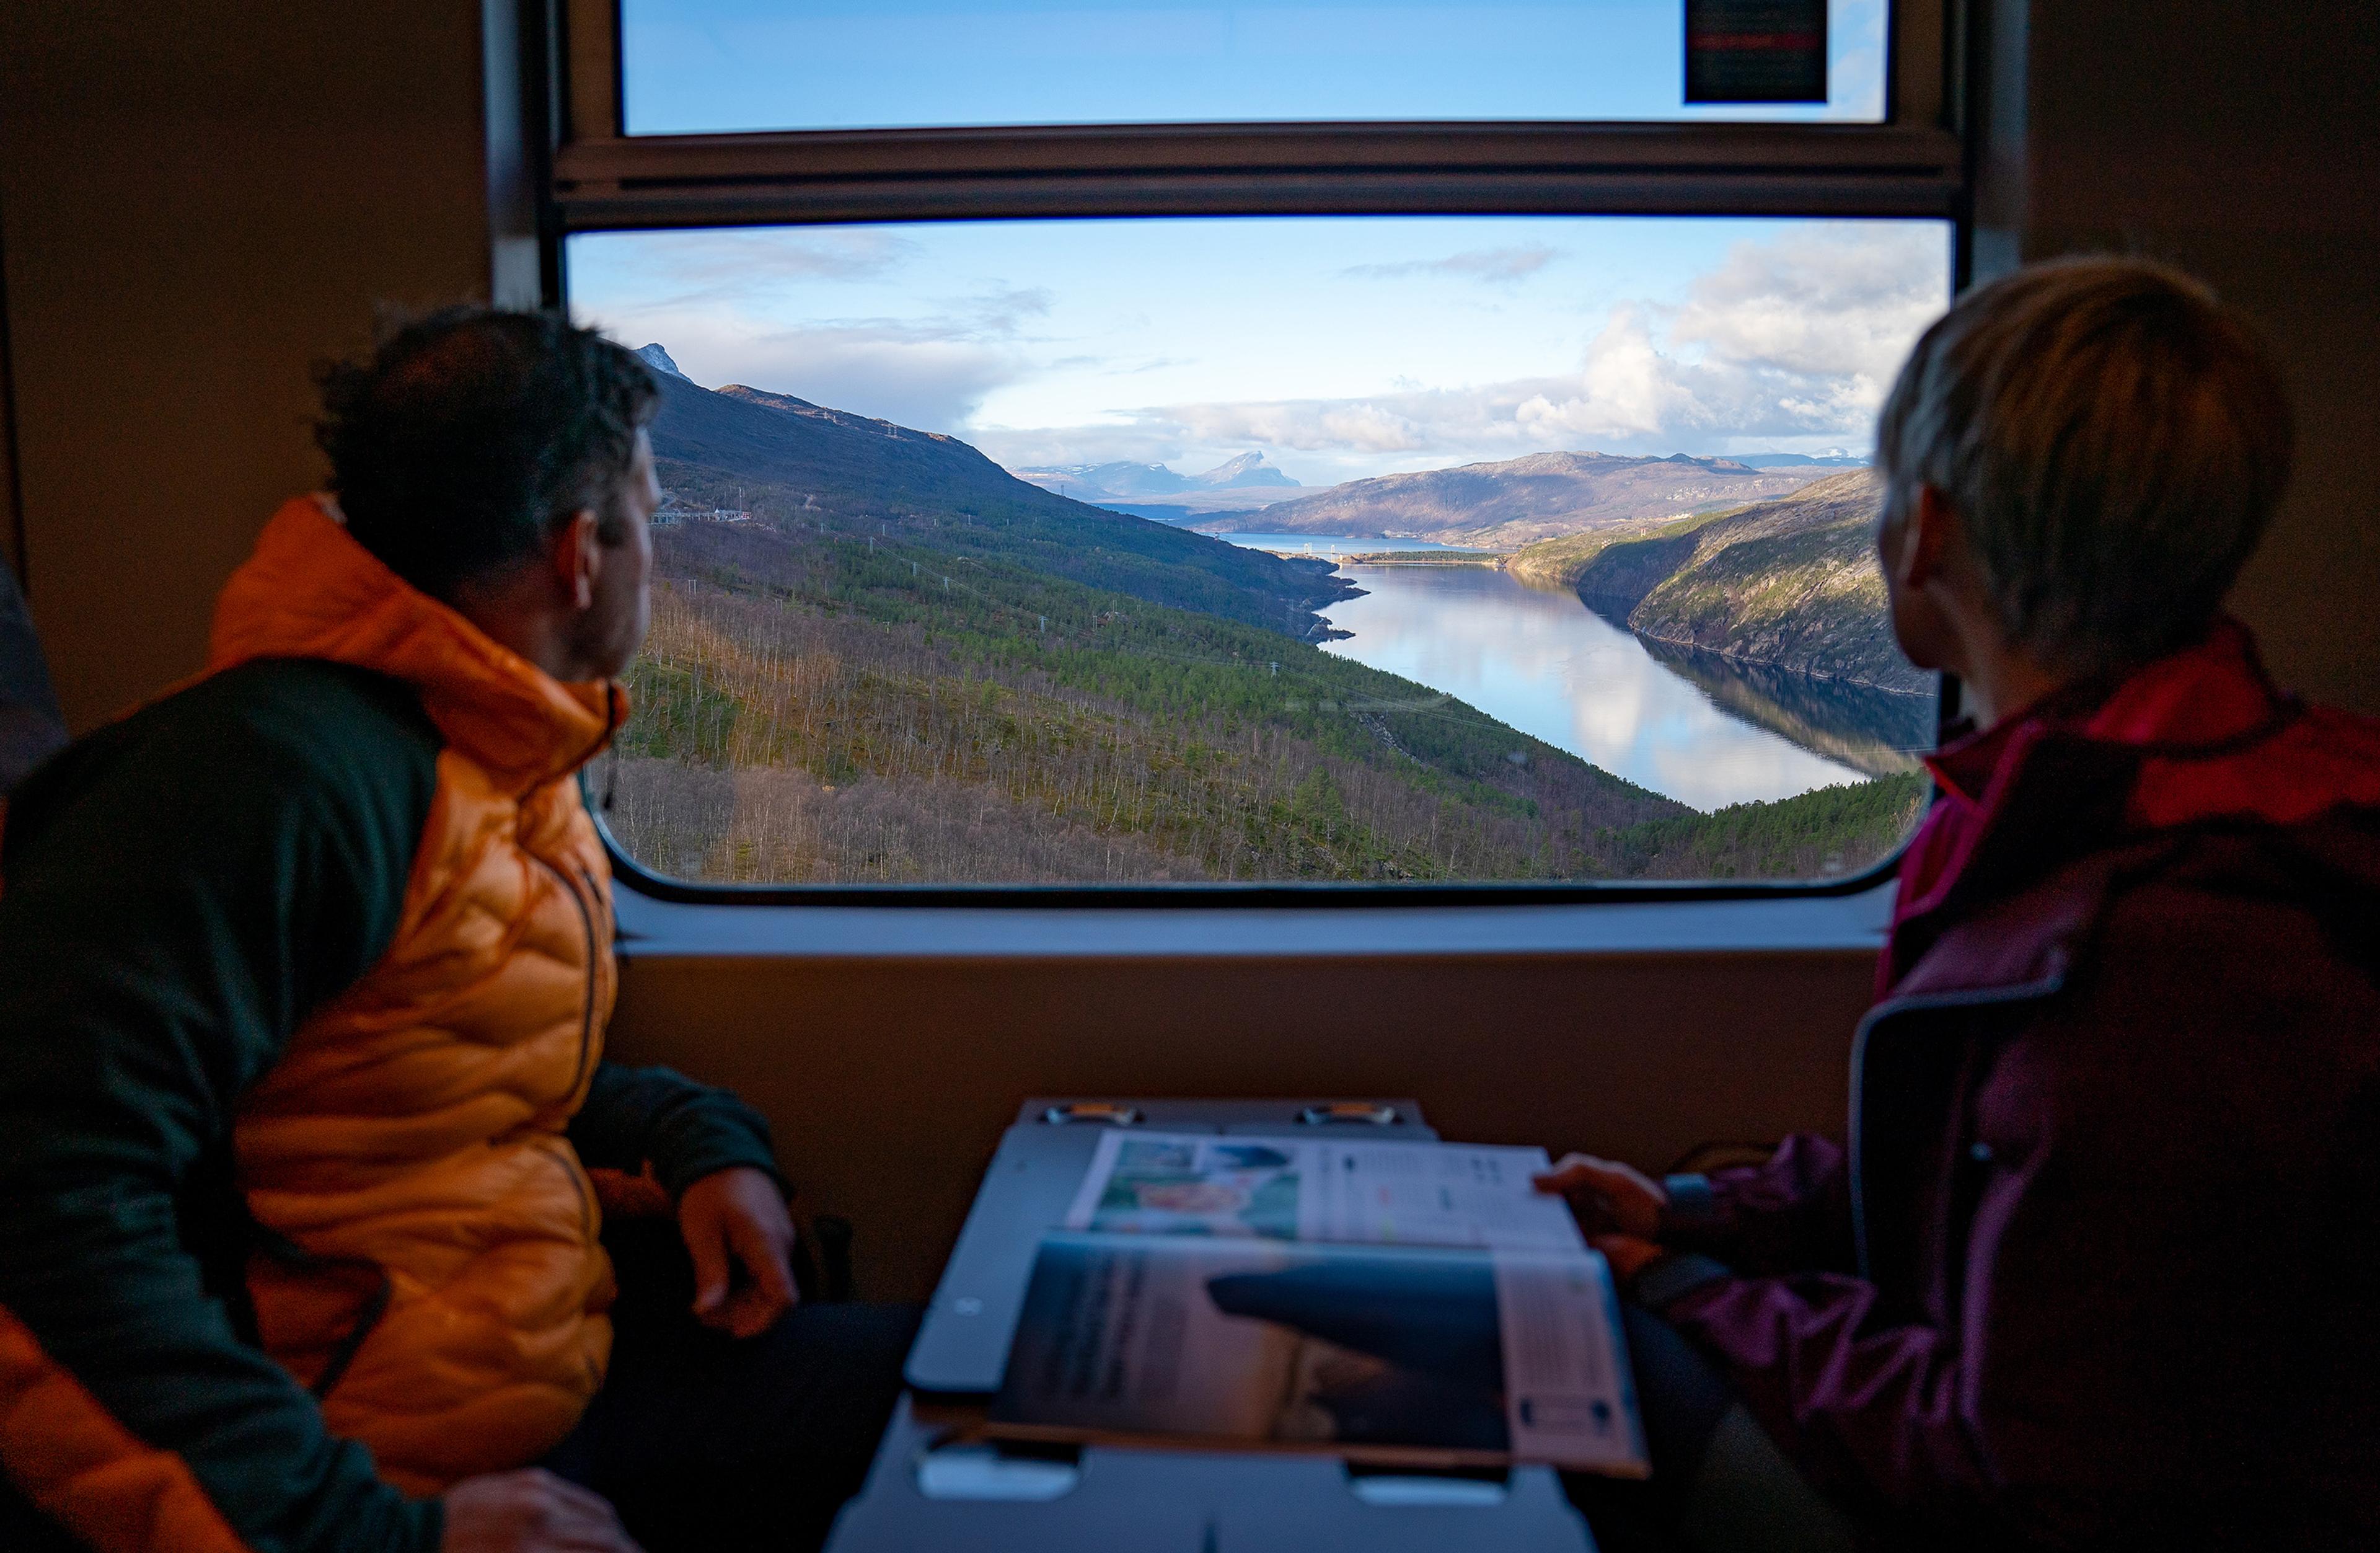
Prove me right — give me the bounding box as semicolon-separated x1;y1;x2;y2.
1895;484;1960;591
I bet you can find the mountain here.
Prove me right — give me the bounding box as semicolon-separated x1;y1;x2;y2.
1198;451;1821;549
1004;448;1304;502
1192;451;1300;489
1727;451;1869;469
1019;461;1194;498
1520;470;1929;693
635;343;690;381
637;350;1354;638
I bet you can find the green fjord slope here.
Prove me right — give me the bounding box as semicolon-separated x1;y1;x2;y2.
645;357;1356;639
1514;471;1929;694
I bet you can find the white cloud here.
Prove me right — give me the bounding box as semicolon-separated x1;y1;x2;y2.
579;252;1060;432
1342;246;1561;285
987;223;1946;469
593;219;1947;474
1170;399;1431;453
615;313;1023;433
590;229;917;309
1672;223;1944;387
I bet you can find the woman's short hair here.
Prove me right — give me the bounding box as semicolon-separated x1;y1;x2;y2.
316;308;660;601
1875;257;2293;675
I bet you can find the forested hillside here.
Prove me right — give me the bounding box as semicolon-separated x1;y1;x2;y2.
646;358;1354;639
1511;471;1930;694
608;516;1687;883
607;517;1923;884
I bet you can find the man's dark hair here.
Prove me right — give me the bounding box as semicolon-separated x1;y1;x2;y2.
316;308;660;600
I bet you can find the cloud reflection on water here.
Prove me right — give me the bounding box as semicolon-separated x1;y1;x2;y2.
1316;563;1872;812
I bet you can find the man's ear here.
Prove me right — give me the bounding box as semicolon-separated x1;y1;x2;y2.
552;508;601;611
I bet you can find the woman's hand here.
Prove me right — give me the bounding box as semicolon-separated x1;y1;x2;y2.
1533;1153;1668;1241
677;1166;800;1338
1586;1233;1667;1288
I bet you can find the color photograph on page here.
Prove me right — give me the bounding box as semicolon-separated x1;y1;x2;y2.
988;1232;1649;1475
1060;1129;1585;1251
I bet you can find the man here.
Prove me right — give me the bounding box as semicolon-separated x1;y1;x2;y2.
0;311;912;1553
1543;259;2380;1549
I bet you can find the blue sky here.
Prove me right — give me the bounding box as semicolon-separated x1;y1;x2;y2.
620;0;1887;132
568;215;1952;484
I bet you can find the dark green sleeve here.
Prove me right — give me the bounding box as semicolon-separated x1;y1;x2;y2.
0;661;444;1553
569;1061;786;1198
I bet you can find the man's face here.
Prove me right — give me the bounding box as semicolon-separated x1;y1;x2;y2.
578;428;658;681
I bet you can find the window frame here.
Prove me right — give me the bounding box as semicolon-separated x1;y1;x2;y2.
533;0;1970;908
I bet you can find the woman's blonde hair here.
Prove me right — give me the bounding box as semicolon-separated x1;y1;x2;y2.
1875;257;2293;674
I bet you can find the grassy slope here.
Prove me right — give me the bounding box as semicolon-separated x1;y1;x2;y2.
1609;772;1930;880
612;515;1693;884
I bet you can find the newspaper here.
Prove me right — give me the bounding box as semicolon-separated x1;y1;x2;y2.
995;1130;1646;1474
1060;1129;1585;1252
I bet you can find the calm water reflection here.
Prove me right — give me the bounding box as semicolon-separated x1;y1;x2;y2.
1317;563;1885;811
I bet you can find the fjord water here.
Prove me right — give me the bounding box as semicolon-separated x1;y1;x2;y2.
1209;534;1489;559
1308;559;1877;812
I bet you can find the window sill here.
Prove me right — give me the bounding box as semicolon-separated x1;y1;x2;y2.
611;875;1897;961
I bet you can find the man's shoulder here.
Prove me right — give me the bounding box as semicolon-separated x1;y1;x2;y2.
171;656;438;752
112;658;437;789
6;659;443;874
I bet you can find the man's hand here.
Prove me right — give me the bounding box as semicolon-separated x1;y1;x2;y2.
443;1469;641;1552
677;1165;800;1338
1534;1153;1668;1241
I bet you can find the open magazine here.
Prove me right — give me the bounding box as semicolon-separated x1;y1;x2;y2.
987;1131;1648;1476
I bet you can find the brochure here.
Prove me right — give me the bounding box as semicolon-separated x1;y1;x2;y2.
990;1132;1648;1476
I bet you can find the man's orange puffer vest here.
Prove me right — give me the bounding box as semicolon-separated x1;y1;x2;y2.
206;496;628;1493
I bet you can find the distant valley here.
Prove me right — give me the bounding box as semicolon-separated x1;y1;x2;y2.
1012;452;1310;518
1193;451;1823;549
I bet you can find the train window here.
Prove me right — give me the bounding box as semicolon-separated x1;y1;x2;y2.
617;0;1889;135
568;213;1946;885
546;0;1960;894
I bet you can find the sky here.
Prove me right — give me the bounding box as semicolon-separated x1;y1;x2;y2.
619;0;1889;132
568;215;1954;485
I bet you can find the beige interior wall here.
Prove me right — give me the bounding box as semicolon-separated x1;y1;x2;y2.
0;1;2373;1301
609;950;1875;1301
1987;1;2380;712
0;0;496;729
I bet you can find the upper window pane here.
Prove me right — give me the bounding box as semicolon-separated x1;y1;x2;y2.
568;215;1948;887
618;0;1888;134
